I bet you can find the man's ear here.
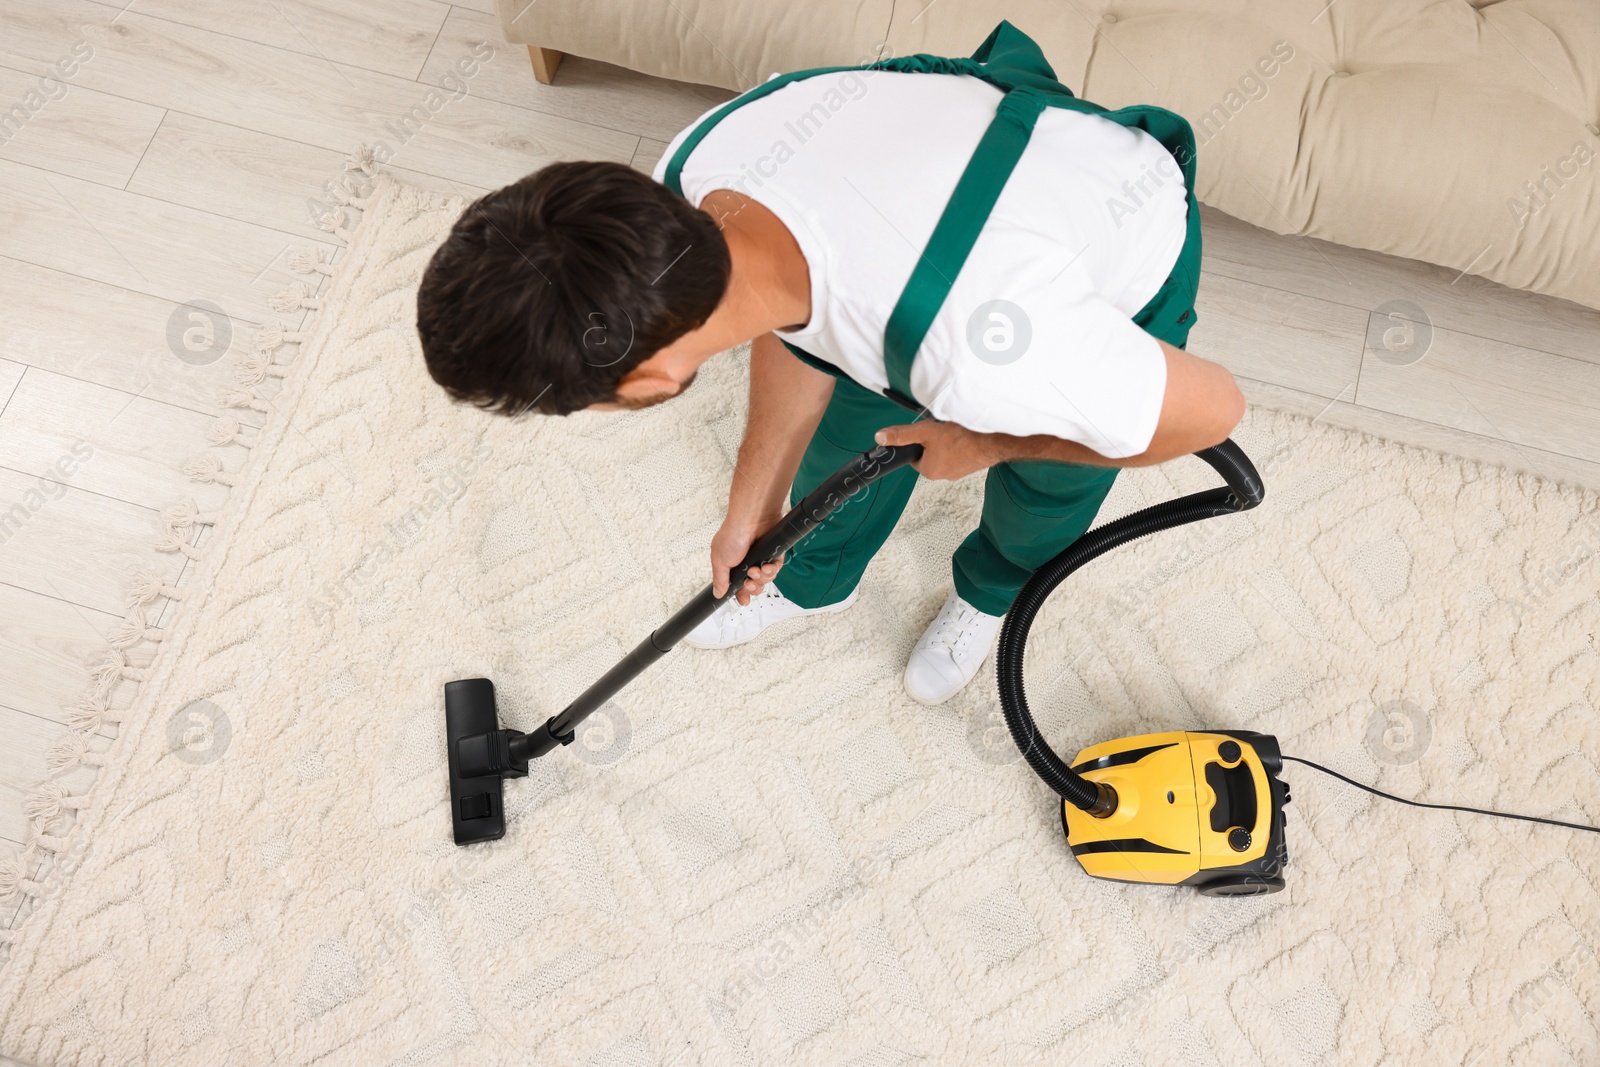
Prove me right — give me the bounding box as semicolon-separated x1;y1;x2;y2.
613;364;682;402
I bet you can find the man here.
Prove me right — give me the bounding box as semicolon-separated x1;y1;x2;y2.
418;26;1245;705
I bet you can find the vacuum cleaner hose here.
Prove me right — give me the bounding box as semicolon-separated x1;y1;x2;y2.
996;439;1265;812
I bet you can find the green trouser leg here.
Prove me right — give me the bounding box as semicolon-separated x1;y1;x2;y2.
774;375;1120;616
950;460;1119;616
775;377;921;609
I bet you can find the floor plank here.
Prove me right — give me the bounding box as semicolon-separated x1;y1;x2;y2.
0;466;177;616
127;110;489;243
1188;272;1369;401
1355;324;1600;469
82;0;451;80
0;63;165;188
0;582;121;721
0;157;334;325
1199;203;1600;370
0;0;638;190
0;255;283;413
0;360;24;415
421;7;733;140
1237;375;1600;494
632;136;670;176
0;365;231;511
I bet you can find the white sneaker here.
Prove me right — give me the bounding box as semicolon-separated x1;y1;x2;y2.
903;590;1005;705
683;582;859;649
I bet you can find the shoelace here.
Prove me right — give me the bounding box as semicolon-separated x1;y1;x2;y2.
927;600;985;652
716;584;781;628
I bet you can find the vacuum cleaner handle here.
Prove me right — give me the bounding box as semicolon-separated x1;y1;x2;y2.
521;442;924;759
650;442;924;647
741;442;924;585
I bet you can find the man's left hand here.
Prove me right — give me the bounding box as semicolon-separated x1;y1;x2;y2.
874;421;1007;481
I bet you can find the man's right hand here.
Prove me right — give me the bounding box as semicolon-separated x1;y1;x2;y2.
711;511;785;604
711;332;836;606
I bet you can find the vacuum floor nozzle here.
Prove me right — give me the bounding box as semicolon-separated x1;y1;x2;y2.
444;678;514;844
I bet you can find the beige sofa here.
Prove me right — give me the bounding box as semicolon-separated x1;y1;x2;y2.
494;0;1600;313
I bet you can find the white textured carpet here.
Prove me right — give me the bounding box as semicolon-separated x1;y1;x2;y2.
2;171;1598;1066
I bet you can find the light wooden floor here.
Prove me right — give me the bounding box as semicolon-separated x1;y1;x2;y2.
2;0;1599;986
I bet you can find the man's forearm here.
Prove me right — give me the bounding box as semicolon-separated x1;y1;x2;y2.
991;431;1163;469
990;424;1234;469
728;333;836;520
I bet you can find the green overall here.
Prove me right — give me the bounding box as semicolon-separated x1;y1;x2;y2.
663;20;1203;616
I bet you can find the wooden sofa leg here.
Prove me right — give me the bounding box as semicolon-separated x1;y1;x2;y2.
528;46;564;84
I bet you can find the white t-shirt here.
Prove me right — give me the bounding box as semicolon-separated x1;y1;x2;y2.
654;68;1190;459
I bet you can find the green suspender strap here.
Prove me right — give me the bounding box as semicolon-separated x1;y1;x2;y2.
880;85;1042;405
661;20;1202;410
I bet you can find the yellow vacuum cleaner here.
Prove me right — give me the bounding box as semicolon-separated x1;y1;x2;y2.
994;440;1293;896
995;440;1598;895
1059;729;1289;894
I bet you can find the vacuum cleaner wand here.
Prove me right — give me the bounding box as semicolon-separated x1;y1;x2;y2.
444;442;923;844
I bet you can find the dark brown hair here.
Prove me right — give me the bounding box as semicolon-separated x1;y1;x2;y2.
417;161;731;415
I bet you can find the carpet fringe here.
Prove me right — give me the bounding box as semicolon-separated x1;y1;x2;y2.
0;142;388;966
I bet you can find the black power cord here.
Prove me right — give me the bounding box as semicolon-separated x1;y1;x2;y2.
1282;755;1600;835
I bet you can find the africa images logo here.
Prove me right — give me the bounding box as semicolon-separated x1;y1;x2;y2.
167;698;232;766
966;299;1032;366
